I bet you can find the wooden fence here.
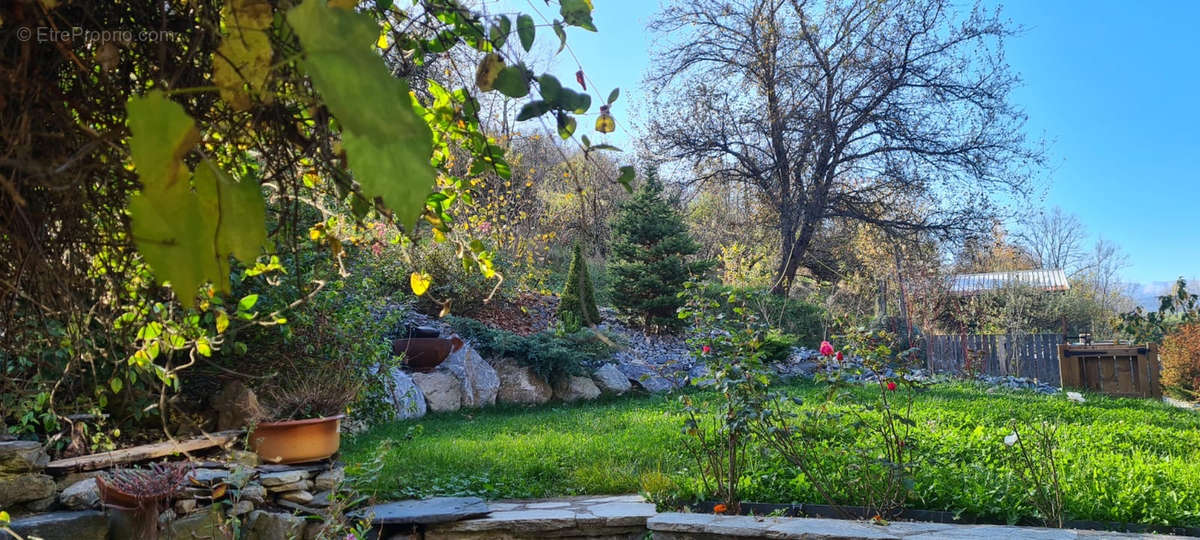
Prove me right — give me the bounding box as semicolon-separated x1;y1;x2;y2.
1058;344;1161;398
927;333;1064;384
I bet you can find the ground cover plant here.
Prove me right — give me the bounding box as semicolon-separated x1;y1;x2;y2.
344;381;1200;529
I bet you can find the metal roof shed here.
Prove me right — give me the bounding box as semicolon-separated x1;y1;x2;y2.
950;269;1070;296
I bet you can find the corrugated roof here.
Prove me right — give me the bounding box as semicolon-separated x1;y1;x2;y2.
950;269;1070;295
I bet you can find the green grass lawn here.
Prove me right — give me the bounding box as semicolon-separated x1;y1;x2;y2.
343;381;1200;528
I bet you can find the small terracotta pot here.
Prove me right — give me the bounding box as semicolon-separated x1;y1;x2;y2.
392;336;464;373
250;415;344;464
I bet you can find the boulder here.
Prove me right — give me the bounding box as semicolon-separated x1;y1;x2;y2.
0;440;49;472
553;375;602;402
59;477;100;510
439;342;499;407
493;358;552;405
591;364;632;395
212;380;264;431
412;371;463;412
0;471;56;507
167;507;224;539
245;510;307;540
8;511;108;540
385;368;428;419
314;467;344;491
616;363;676;393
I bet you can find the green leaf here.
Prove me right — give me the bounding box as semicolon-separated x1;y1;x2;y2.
537;74;562;102
616;165;635;193
516;100;551;121
494;65;530;98
590;144;622;153
517;14;535;51
288;0;436;232
238;294;259;312
213;0;274;110
109;378;123;394
556;112;576;139
581;135;591;147
607;87;620;105
215;310;230;333
489;15;511;50
196;337;212;357
560;0;596;31
553;20;567;53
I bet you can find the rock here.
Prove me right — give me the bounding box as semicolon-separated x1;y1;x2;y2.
591;364;632;395
241;483;267;504
7;510;108;540
0;472;56;507
616;363;676;393
553;375;602;402
386;368;428;419
412;371;463;412
265;479;311;493
175;498;198;514
187;467;231;485
258;469;308;487
245;510;307;540
687;364;714;387
213;380;264;431
229;500;255;516
59;477;100;510
167;507;225;539
308;490;332;508
494;358;553;405
439;342;500;408
55;471;101;491
354;497;490;525
223;449;261;467
24;493;56;511
314;467;344;491
278;490;314;504
0;440;49;472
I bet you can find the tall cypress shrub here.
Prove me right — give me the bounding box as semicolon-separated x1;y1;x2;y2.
610;167;710;334
558;243;600;332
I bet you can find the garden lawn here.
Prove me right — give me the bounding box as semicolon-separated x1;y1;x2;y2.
343;381;1200;528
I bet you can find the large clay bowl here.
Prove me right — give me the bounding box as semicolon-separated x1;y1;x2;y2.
392;336;463;373
249;415;343;464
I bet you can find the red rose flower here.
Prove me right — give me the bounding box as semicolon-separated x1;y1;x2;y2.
886;381;897;391
835;351;844;361
819;341;834;357
702;345;712;354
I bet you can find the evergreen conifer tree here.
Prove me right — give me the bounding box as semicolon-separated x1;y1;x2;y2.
610;167;710;333
557;242;600;332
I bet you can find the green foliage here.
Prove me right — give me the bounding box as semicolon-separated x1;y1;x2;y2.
1117;278;1200;344
610;168;711;333
345;381;1200;530
557;243;600;332
698;284;826;346
446;316;615;381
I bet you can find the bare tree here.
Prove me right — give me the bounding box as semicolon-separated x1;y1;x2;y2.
1015;207;1087;274
1081;236;1130;319
646;0;1042;294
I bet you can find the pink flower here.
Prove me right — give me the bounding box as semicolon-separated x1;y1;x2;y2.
886;381;897;391
819;341;834;357
835;351;844;362
702;345;712;354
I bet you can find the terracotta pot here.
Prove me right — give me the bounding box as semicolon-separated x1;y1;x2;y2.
250;415;344;464
392;336;464;373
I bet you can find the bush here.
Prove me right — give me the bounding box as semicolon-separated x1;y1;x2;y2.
446;316;617;381
364;240;498;316
699;284;826;346
759;330;799;364
557;243;600;332
1162;323;1200;399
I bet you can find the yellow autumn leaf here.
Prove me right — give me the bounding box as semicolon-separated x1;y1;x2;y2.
410;272;432;296
595;112;615;133
213;0;274;111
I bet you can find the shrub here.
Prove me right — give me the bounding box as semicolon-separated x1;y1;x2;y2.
609;167;711;334
699;284;826;346
363;240;498;316
1161;323;1200;399
446;316;617;381
557;243;601;332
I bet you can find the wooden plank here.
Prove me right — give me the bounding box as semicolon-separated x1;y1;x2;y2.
1116;355;1134;395
46;430;241;473
1148;344;1162;398
1057;344;1074;389
1100;357;1117;391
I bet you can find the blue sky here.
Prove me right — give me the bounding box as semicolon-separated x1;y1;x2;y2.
485;0;1200;288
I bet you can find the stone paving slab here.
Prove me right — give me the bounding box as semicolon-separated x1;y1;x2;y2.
353;496;490;525
424;495;655;539
647;513;1195;539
